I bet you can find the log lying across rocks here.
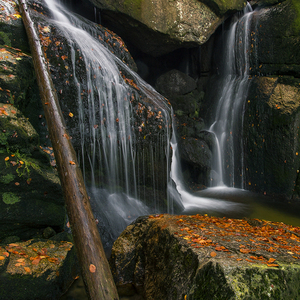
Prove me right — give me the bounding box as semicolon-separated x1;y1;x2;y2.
18;1;119;299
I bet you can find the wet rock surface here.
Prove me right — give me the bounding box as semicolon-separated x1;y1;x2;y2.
250;0;300;77
244;76;300;199
110;214;300;299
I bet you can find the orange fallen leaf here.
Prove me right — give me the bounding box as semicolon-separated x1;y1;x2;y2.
2;252;9;257
268;258;276;263
0;256;5;260
24;267;31;273
89;264;96;273
32;258;41;265
11;110;16;114
210;251;217;257
69;161;76;165
240;248;251;254
68;112;73;117
4;157;9;161
267;263;279;267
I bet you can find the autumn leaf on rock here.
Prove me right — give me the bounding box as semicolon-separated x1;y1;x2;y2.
240;248;251;254
42;26;51;33
210;251;217;257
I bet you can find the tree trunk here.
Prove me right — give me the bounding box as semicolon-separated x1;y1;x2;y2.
18;1;119;299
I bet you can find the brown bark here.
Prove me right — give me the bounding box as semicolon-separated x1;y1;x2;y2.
18;1;119;299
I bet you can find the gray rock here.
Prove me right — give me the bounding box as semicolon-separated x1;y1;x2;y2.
155;70;197;97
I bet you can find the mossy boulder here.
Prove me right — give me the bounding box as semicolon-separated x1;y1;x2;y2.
0;239;79;300
0;103;65;240
89;0;246;56
244;76;300;199
0;0;30;54
110;214;300;299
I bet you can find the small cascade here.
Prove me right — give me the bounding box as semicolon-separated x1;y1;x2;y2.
209;3;254;188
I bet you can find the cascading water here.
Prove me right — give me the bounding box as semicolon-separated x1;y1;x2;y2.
209;3;254;188
44;0;173;247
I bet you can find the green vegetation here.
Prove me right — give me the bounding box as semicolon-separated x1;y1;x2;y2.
292;0;300;33
0;173;15;184
2;192;20;205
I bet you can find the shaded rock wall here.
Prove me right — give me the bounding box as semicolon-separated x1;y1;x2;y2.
244;76;300;199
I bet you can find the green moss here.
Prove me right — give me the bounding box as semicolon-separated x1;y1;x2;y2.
0;173;15;184
2;192;20;205
0;31;11;47
292;0;300;33
123;0;142;19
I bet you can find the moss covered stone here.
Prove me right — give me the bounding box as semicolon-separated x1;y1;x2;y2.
110;214;300;299
0;239;79;300
2;192;20;205
0;103;65;241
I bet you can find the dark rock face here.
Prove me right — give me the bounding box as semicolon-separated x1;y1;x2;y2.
155;69;197;97
250;0;300;77
244;76;300;199
110;214;300;299
179;137;212;187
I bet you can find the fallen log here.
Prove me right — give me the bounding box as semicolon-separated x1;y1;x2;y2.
18;1;119;299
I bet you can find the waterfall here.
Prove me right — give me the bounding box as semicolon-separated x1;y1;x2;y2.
44;0;173;247
209;3;254;188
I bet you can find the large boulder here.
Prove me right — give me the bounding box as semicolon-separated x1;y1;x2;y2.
89;0;247;56
110;214;300;299
244;76;300;200
250;0;300;76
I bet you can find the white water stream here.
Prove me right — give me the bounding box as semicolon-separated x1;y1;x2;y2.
209;3;254;188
